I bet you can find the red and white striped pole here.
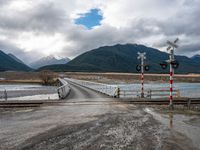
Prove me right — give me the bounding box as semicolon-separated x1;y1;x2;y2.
168;46;176;109
141;58;144;98
166;38;179;109
169;58;173;109
137;52;146;98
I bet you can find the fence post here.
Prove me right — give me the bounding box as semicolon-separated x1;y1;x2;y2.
150;90;152;99
117;87;120;98
147;90;151;99
137;91;139;98
187;98;191;110
4;89;7;101
177;90;181;98
57;89;61;99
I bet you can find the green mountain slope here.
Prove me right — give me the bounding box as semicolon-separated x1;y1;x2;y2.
39;44;200;73
191;54;200;65
0;50;32;72
8;53;25;64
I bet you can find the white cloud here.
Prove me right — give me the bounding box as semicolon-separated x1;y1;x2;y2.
15;32;67;55
0;0;199;63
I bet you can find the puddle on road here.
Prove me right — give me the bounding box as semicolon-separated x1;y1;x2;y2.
14;109;34;113
144;108;200;149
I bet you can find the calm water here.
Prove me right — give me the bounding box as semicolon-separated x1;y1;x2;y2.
1;83;200;99
7;93;59;101
0;84;59;101
114;82;200;98
0;84;49;91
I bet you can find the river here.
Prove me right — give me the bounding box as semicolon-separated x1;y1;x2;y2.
0;83;59;100
115;82;200;98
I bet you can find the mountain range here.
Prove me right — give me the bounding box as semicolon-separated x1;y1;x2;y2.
1;44;200;73
29;55;71;69
0;51;70;72
8;53;25;64
39;44;200;73
0;50;32;71
191;54;200;64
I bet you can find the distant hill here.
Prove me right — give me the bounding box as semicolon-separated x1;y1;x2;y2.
0;50;32;72
39;44;200;73
8;53;25;64
191;54;200;65
30;55;70;69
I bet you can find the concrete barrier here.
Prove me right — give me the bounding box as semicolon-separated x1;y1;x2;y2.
57;78;71;99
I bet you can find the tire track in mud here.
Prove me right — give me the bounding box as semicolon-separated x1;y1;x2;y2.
15;109;198;150
1;82;199;150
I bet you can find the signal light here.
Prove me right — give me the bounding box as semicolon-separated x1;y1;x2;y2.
136;65;150;72
144;65;150;71
171;60;179;69
160;62;168;69
136;65;141;71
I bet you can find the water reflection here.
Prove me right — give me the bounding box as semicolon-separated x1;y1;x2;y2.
169;112;173;128
144;107;200;149
0;84;58;101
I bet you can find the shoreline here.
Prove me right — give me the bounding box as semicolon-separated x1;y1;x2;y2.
63;72;200;83
0;80;43;84
1;72;200;84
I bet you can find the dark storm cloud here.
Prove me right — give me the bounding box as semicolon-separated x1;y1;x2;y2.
179;43;200;53
60;9;200;57
60;0;200;57
60;25;126;57
157;11;200;36
0;0;200;62
0;2;67;34
0;0;11;6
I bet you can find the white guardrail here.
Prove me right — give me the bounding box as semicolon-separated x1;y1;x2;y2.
65;78;119;97
119;89;180;99
63;78;181;99
57;78;71;99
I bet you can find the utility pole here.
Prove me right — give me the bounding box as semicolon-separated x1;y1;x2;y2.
160;38;179;110
137;52;149;98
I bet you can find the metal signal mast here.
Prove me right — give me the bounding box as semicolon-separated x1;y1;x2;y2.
136;52;149;98
160;38;179;109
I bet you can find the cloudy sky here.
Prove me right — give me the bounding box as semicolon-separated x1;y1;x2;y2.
0;0;200;63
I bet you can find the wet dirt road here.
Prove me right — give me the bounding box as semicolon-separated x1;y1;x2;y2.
0;81;199;150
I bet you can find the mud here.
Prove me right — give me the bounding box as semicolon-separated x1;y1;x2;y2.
145;108;200;149
0;81;199;150
14;108;198;150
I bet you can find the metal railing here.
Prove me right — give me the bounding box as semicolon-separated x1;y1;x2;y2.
63;78;181;99
119;89;180;99
146;89;180;99
0;90;8;101
57;78;71;99
65;78;119;97
119;90;140;98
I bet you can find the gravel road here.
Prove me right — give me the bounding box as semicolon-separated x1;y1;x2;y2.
0;80;199;150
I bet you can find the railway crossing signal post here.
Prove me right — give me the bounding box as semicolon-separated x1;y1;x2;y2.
136;52;149;98
160;38;179;110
